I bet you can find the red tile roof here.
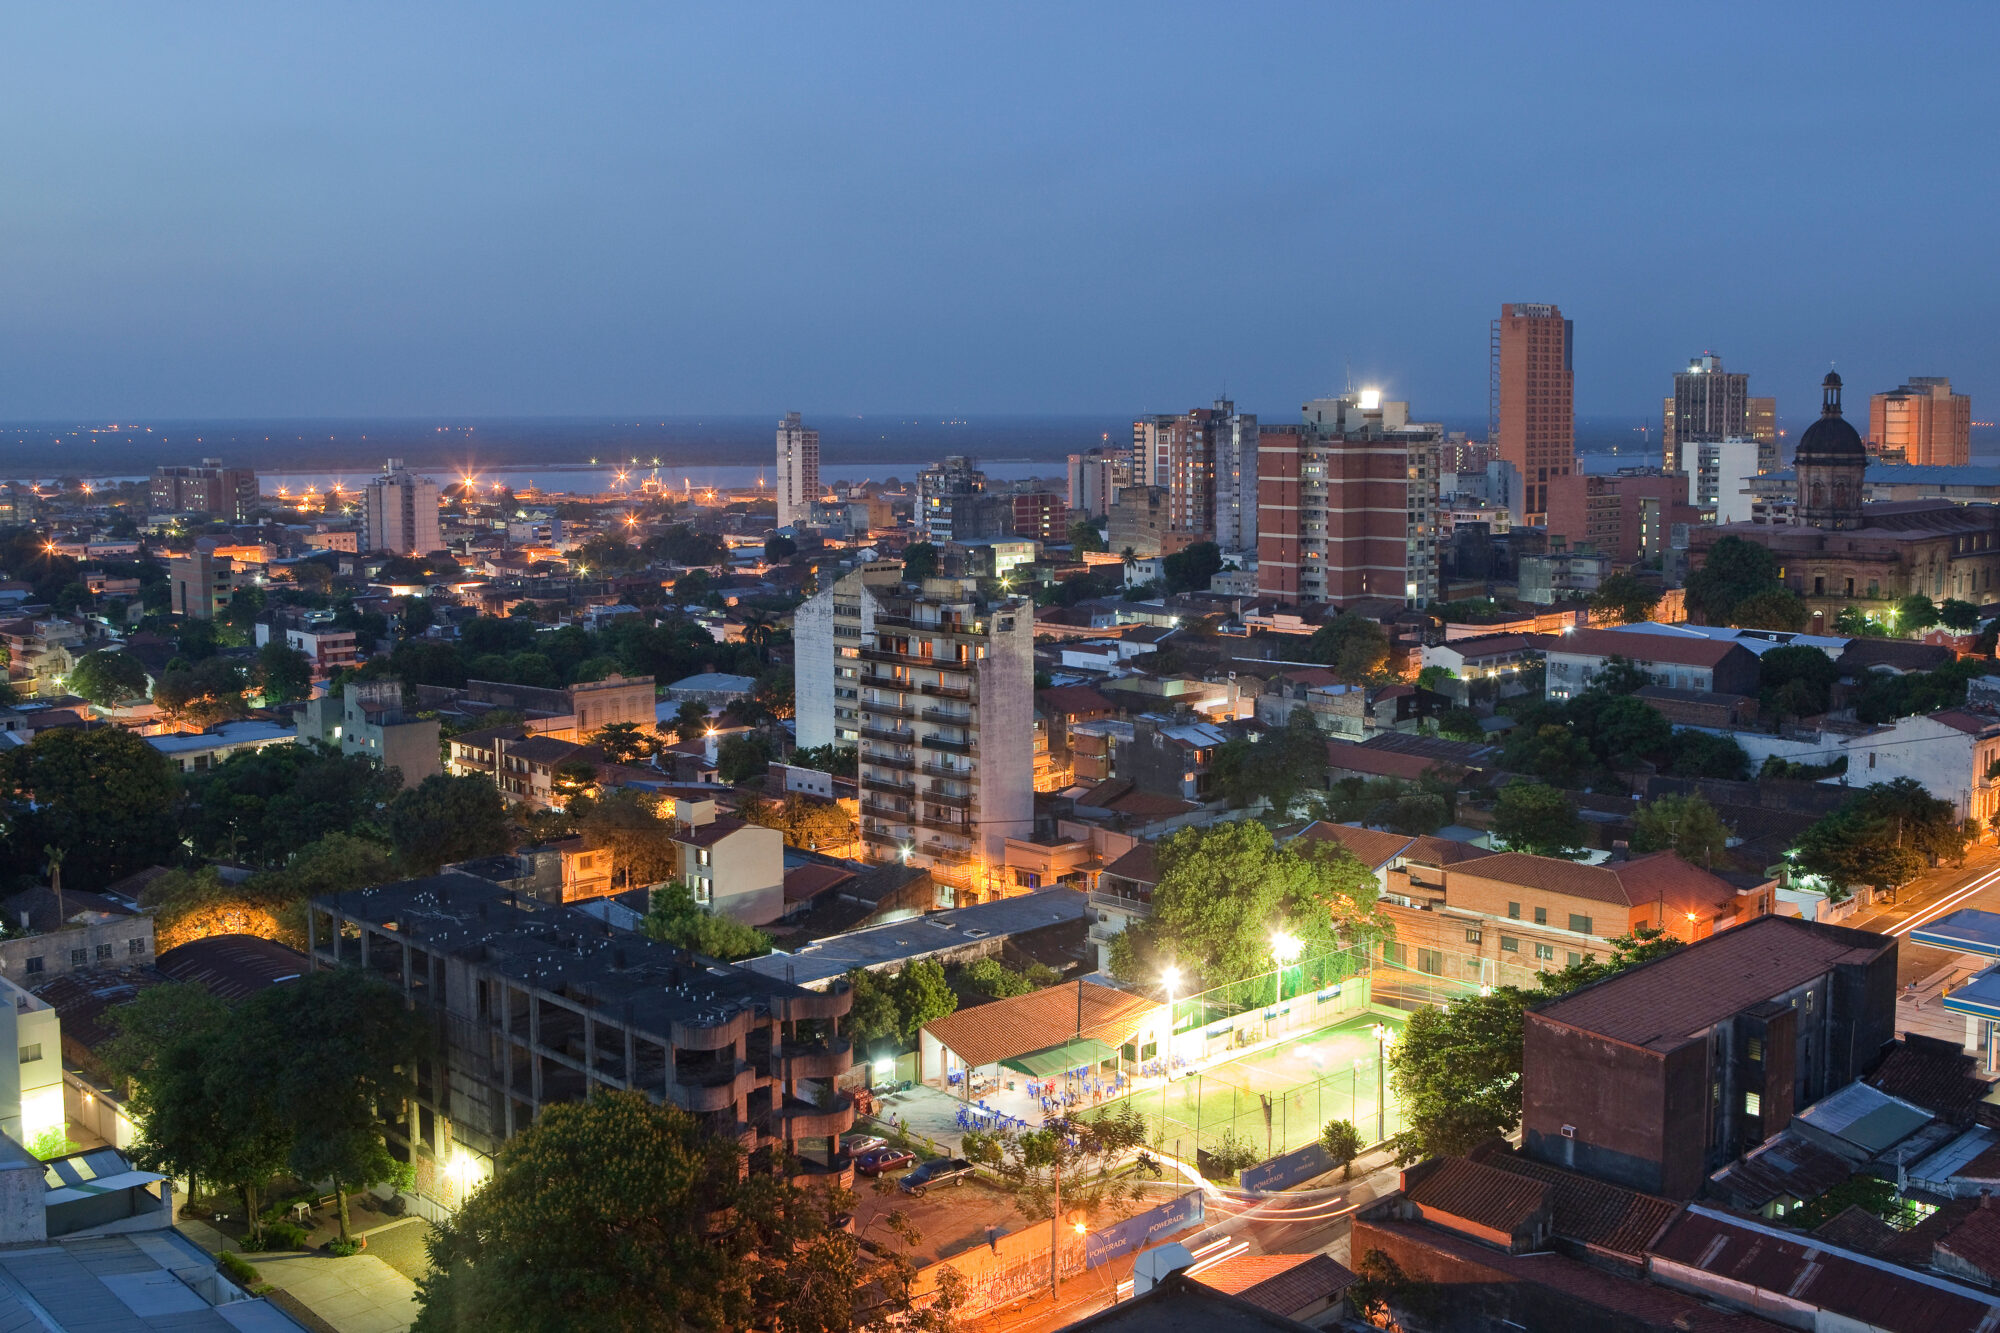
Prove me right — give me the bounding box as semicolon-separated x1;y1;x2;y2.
1931;709;2000;737
1554;628;1748;669
1649;1205;2000;1333
1533;916;1893;1053
1037;685;1117;718
1404;1157;1551;1239
921;980;1159;1071
1452;851;1740;912
1193;1253;1356;1315
1099;842;1159;885
1477;1150;1681;1259
1867;1036;1996;1124
1936;1204;2000;1281
784;864;856;904
1292;822;1416;868
1324;743;1436;781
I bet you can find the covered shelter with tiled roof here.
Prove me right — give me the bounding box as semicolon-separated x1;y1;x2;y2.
1189;1252;1356;1324
917;978;1166;1099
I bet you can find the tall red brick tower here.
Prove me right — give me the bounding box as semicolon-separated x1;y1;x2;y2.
1492;303;1575;526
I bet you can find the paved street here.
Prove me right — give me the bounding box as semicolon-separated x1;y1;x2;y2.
1842;844;2000;985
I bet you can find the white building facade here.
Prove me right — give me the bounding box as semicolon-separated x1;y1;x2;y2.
362;460;442;555
776;411;820;530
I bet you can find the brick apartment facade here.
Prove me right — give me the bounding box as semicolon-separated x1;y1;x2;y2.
1521;915;1897;1198
1544;471;1701;565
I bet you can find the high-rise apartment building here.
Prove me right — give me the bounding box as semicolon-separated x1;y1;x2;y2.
916;456;987;542
150;459;258;520
1871;378;1972;467
793;563;900;751
1009;491;1070;543
1066;448;1126;519
1256;393;1439;607
1131;401;1257;546
851;579;1033;902
1492;303;1575;525
361;460;442;555
776;411;821;529
1662;352;1749;476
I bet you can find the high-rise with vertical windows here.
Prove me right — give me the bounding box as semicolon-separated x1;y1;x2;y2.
1131;400;1256;548
1492;303;1575;526
850;579;1033;903
1257;393;1439;607
1662;352;1749;476
1870;378;1971;467
362;460;442;555
776;411;820;529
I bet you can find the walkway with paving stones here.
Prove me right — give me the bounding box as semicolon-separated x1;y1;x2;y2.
245;1252;418;1333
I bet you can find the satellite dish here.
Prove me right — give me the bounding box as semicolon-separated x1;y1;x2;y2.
1133;1242;1194;1295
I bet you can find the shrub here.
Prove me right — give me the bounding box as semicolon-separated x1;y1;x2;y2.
1320;1119;1364;1179
217;1251;260;1288
255;1220;309;1251
323;1237;362;1257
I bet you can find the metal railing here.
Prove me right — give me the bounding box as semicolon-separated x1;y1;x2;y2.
920;707;974;727
921;734;974;755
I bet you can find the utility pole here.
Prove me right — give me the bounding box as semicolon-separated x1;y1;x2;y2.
1049;1152;1061;1301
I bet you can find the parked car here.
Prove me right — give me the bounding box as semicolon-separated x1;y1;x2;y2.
854;1147;916;1177
898;1157;976;1196
842;1135;887;1157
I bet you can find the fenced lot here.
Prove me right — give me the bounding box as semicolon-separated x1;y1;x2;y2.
1095;1011;1406;1164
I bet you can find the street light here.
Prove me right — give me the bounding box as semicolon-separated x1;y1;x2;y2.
1272;931;1302;1004
1371;1023;1393;1144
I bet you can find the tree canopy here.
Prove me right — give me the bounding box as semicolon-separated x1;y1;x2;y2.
1685;535;1786;626
1796;778;1968;895
1589;571;1658;625
1630;792;1732;869
1108;819;1383;994
1305;612;1391;684
1491;782;1587;859
4;726;179;886
67;648;150;706
1209;705;1328;818
642;880;773;961
387;773;512;874
183;743;400;867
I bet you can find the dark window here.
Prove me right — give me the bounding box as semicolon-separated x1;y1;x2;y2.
1140;1041;1158;1062
1534;943;1555;960
69;949;88;968
95;942;113;962
1418;949;1443;976
17;1044;40;1065
1534;907;1548;926
1507;902;1520;919
1465;928;1482;944
1383;941;1407;966
1569;914;1592;934
1500;936;1519;953
23;957;42;975
127;937;146;956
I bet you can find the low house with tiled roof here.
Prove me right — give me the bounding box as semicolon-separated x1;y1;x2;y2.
1523;915;1897;1198
1290;821;1494;898
659;796;784;925
917;977;1166;1096
1544;627;1761;701
1371;849;1774;996
1188;1252;1356;1325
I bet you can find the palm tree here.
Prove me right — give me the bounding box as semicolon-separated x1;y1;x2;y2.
44;845;64;926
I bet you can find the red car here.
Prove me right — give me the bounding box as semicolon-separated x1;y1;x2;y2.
854;1147;916;1177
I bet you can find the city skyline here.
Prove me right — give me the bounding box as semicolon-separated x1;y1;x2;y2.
1;4;1996;421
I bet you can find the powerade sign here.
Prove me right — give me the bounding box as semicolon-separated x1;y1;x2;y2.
1083;1191;1204;1269
1239;1141;1335;1192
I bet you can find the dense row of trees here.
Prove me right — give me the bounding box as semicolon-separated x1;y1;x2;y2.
1499;664;1750;785
1794;778;1969;897
105;968;428;1243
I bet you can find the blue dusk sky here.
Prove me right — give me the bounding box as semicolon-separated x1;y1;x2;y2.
1;2;1995;423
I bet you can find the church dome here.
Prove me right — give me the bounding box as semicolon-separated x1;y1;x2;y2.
1793;371;1865;465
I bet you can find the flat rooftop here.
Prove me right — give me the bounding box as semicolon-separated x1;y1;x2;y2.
740;888;1091;987
318;872;826;1039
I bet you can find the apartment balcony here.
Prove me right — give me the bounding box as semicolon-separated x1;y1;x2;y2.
768;1094;856;1141
920;707;974;727
861;827;907;849
672;1061;761;1114
923;787;972;809
858;646;973;673
860;797;913;821
921;734;974;755
920;760;972;781
918;681;972;701
863;698;916;720
861;751;916;773
862;773;916;794
919;810;972;834
859;725;916;746
919;842;974;865
774;1037;854;1082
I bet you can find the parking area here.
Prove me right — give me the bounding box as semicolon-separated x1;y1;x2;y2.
850;1174;1022;1267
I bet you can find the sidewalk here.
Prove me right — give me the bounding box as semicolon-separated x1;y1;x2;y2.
177;1216;420;1333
